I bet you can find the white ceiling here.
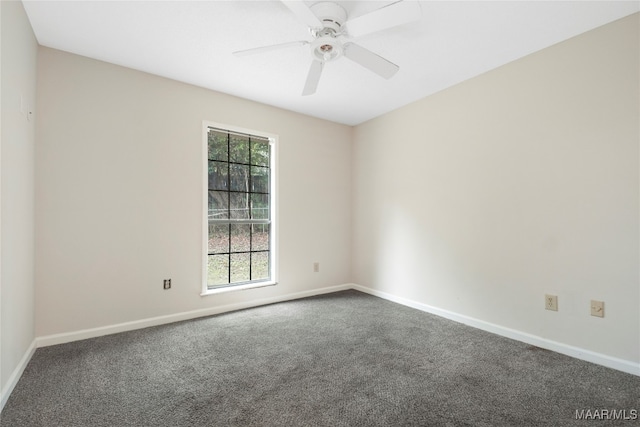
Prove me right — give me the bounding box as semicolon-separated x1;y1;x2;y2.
22;0;639;126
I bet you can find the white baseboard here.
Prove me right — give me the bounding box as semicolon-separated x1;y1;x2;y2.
350;283;640;377
33;283;640;376
37;283;352;348
0;339;36;412
2;282;637;414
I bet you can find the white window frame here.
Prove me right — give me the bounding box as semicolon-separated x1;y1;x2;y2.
201;121;278;296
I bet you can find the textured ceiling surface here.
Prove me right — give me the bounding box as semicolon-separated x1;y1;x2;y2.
23;1;640;125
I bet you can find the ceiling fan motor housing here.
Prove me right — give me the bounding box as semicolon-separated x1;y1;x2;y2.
310;2;347;31
309;2;347;62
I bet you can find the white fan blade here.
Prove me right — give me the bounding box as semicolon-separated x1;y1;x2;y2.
343;43;399;79
233;40;309;57
302;60;323;96
281;1;322;29
345;0;422;38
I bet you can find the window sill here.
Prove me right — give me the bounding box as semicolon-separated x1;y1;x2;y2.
200;281;277;297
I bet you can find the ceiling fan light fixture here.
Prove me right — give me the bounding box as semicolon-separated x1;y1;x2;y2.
311;35;342;62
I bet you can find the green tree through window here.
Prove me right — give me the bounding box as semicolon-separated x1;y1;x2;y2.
207;127;272;289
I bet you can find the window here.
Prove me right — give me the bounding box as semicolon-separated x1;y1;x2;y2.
203;124;276;293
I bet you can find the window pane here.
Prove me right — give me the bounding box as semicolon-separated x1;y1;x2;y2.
230;134;250;164
251;140;269;167
208;161;228;191
251;252;269;281
208;223;229;254
208;191;229;220
251;166;269;193
230;224;251;253
230;253;250;283
229;193;249;219
251;193;269;220
208;130;228;161
208;255;229;286
206;128;272;289
229;164;250;192
251;224;269;251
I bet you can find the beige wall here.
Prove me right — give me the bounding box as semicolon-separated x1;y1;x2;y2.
352;14;639;363
35;47;352;336
2;7;637;406
0;0;37;402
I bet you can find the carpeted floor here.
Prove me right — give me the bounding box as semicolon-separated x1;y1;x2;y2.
1;290;638;426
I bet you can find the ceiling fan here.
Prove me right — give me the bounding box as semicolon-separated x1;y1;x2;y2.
233;1;422;96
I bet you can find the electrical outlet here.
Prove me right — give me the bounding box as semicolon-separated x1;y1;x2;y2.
163;279;171;290
313;262;319;273
545;294;558;311
591;300;604;318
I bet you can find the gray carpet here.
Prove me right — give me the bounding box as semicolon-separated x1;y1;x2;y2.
1;290;638;426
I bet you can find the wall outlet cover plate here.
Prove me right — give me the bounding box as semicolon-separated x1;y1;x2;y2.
591;300;604;317
545;294;558;311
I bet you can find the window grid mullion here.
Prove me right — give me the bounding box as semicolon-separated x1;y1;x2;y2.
226;133;231;285
208;249;269;256
248;136;253;281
